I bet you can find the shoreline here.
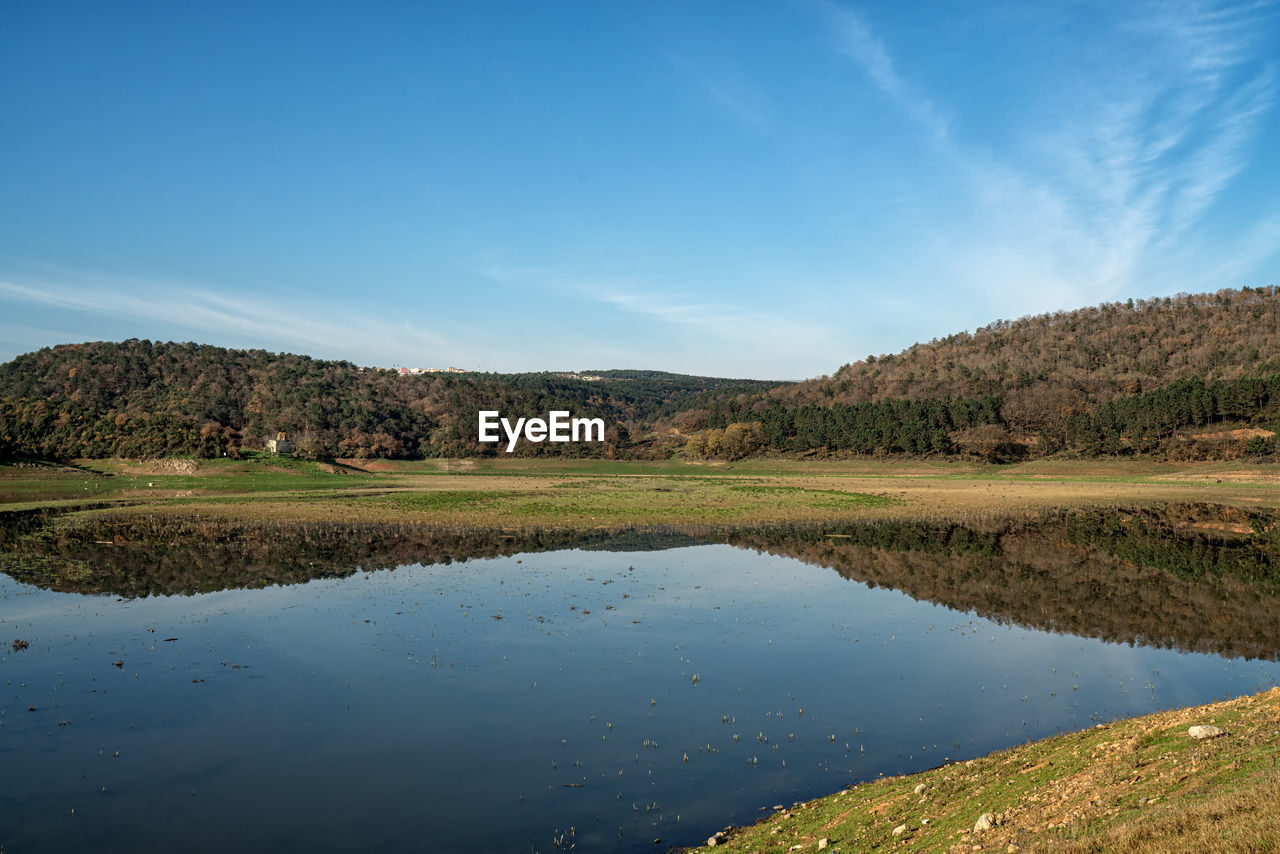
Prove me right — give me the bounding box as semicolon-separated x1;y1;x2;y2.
684;686;1280;853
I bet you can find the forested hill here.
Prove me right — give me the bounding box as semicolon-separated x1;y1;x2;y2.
0;341;782;460
757;287;1280;421
664;286;1280;461
4;287;1279;463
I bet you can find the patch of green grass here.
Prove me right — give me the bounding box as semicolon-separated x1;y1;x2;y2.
373;490;498;512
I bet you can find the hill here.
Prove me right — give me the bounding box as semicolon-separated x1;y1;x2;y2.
774;286;1280;420
0;340;781;461
665;286;1280;461
3;287;1279;463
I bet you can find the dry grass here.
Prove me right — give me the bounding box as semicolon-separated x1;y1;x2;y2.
687;687;1280;854
1053;776;1280;853
3;458;1279;525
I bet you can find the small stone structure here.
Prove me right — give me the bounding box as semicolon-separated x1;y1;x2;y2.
266;431;294;455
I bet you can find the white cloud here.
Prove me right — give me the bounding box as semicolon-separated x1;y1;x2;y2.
818;0;1280;319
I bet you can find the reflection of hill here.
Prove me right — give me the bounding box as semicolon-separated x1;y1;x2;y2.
4;503;1279;661
725;504;1280;661
0;511;713;597
576;530;710;552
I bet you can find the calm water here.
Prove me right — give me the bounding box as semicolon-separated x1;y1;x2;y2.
3;540;1279;852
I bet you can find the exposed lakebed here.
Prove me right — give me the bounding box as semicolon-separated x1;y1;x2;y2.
2;506;1279;852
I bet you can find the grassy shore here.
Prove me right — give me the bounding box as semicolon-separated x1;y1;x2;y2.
687;687;1280;854
2;454;1278;525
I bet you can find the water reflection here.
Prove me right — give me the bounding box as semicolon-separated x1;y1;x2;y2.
1;504;1278;852
4;503;1278;660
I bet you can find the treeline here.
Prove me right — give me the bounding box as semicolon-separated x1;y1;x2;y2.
680;396;1005;458
1045;374;1280;457
678;373;1279;461
0;401;238;460
0;341;779;461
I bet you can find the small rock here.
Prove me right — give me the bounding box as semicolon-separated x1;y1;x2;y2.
1008;845;1021;853
974;812;996;832
818;839;829;850
892;823;908;837
1188;725;1224;740
707;837;718;847
914;783;927;795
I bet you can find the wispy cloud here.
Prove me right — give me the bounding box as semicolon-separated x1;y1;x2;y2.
0;275;466;367
581;280;843;378
817;0;1280;316
587;281;812;342
475;263;840;377
671;56;772;129
813;0;951;142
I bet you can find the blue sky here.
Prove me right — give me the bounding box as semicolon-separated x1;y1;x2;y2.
3;1;1278;379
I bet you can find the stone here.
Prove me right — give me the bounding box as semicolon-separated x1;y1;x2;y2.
818;839;829;850
892;823;908;836
707;837;718;847
914;783;927;795
1008;846;1021;853
1188;725;1225;740
974;812;996;831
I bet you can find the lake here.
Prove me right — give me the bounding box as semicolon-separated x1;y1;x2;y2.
3;507;1279;851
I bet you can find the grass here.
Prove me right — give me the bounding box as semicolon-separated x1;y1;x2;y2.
0;453;374;511
1;457;1277;524
687;687;1280;853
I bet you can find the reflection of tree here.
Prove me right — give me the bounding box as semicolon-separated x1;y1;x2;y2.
724;504;1280;661
4;503;1279;661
